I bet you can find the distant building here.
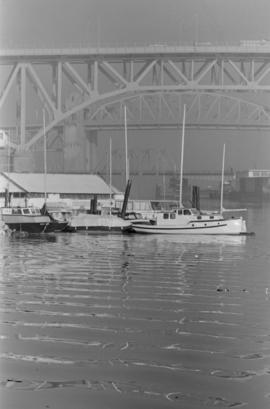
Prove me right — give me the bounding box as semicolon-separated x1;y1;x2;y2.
234;169;270;198
0;172;121;210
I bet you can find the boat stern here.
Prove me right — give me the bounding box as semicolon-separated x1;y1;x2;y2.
240;217;247;234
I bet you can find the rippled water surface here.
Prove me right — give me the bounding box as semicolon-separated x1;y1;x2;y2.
0;205;270;409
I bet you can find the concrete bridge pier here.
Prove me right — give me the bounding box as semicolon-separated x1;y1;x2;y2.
63;121;86;173
13;150;33;172
85;130;98;174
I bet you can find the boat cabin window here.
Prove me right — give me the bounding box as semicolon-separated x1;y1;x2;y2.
170;213;176;219
177;210;183;215
183;209;191;215
163;213;169;219
12;208;22;215
22;209;30;215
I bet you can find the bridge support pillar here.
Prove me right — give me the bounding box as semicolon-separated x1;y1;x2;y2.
63;121;86;173
13;150;34;172
85;130;98;174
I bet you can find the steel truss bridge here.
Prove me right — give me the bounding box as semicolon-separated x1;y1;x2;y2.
0;44;270;151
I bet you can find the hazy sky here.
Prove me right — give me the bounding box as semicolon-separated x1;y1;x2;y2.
0;0;269;173
1;0;270;47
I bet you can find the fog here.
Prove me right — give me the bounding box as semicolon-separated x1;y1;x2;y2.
1;0;270;47
0;0;269;172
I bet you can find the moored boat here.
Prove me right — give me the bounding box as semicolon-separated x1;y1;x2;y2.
0;206;54;234
40;203;70;232
66;213;131;233
131;207;247;235
130;105;247;236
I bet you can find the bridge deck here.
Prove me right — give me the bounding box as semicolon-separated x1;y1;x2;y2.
1;44;270;59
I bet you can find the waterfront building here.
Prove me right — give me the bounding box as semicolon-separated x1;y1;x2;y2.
0;172;121;211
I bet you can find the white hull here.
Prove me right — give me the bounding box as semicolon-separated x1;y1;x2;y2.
69;214;131;232
132;217;246;235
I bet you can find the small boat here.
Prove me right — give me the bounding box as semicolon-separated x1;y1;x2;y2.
66;213;132;233
0;206;52;234
66;134;133;234
40;203;70;232
131;207;247;235
123;211;150;224
66;179;132;233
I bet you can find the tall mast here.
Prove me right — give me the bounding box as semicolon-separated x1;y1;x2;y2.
179;104;186;208
220;143;226;214
124;105;129;185
109;136;112;216
7;131;10;206
43;109;47;204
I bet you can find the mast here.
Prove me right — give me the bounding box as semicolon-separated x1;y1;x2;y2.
179;104;186;208
109;136;112;216
43;109;47;204
124;105;129;186
6;131;10;206
220;143;226;214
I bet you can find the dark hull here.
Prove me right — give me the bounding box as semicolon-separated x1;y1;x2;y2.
6;221;69;234
43;221;69;233
5;222;49;234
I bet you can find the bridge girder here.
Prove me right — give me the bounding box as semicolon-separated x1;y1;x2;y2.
0;45;270;150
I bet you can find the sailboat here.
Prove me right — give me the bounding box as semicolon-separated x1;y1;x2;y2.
131;105;247;235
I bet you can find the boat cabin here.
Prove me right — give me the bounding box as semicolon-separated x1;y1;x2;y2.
175;208;199;216
150;207;222;226
1;207;42;216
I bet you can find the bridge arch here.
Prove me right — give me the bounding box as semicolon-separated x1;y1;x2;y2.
1;45;270;150
20;90;270;150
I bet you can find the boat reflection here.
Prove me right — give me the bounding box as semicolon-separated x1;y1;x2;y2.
131;234;247;247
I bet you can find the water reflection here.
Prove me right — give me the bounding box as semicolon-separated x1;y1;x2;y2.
129;233;247;246
0;208;269;409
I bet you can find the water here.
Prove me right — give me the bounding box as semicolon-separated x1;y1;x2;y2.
0;204;270;409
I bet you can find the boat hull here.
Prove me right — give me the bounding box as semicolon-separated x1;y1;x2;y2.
2;219;50;234
67;214;131;233
0;207;65;234
132;218;246;235
43;221;69;233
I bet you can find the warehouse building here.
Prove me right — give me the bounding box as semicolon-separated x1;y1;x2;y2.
0;172;123;211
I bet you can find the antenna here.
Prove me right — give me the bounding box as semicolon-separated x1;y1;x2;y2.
179;104;186;208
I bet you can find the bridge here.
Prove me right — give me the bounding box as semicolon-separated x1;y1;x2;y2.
0;43;270;160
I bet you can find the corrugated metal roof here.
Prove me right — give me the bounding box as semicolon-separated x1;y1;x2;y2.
1;173;112;195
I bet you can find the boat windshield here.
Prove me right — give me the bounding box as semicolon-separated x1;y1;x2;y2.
176;208;192;215
12;208;22;215
31;208;41;215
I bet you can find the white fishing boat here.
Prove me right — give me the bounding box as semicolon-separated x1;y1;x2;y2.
131;207;247;235
131;105;247;236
